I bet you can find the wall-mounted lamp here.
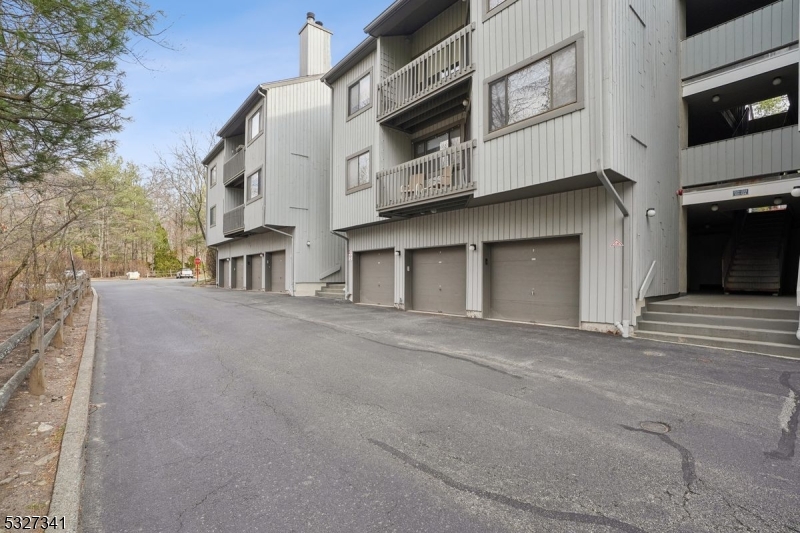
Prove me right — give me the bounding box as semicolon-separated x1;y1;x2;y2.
645;208;656;218
711;94;721;103
774;197;784;205
395;250;401;256
773;76;783;86
469;244;477;251
792;186;800;198
259;253;265;257
711;204;719;212
306;241;311;246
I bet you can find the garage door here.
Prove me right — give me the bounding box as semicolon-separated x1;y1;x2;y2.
247;254;262;291
218;260;226;288
489;237;580;327
411;246;466;315
271;251;286;292
358;249;394;306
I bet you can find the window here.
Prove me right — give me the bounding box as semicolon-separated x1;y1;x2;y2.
346;151;371;192
413;126;462;157
348;73;372;117
485;0;521;18
209;166;217;187
247;170;261;200
489;43;578;133
248;108;262;141
488;0;505;9
210;205;217;227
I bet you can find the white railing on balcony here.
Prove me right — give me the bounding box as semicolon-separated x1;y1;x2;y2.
377;140;476;211
378;24;475;120
223;149;245;185
223;205;245;235
681;0;799;79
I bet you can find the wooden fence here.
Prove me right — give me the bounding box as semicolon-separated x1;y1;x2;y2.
0;278;91;413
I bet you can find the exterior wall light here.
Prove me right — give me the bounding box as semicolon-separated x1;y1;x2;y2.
645;208;656;218
395;250;401;256
306;241;311;246
711;95;721;103
469;244;477;251
792;186;800;198
711;204;719;212
773;76;783;86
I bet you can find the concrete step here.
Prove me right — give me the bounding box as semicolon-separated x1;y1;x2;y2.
725;282;780;292
636;330;800;359
640;312;797;332
325;283;345;289
647;301;796;320
637;320;798;344
315;290;346;299
727;275;780;283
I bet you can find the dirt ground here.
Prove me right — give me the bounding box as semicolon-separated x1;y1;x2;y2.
0;294;92;516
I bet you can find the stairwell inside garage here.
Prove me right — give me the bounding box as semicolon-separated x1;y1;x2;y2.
637;206;800;359
315;283;346;300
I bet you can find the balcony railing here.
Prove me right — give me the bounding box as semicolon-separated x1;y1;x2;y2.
223;205;245;236
682;0;799;79
223;149;245;185
377;140;476;212
377;24;474;120
681;126;800;187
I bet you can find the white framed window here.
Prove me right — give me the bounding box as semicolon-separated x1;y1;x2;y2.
485;35;583;140
247;170;261;201
248;108;262;141
210;205;217;227
346;149;371;193
348;72;372;117
484;0;521;20
209;166;217;187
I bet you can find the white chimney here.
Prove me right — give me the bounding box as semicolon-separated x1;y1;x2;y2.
299;12;332;77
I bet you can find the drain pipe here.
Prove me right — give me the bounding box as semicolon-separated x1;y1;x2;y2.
594;0;632;339
330;230;350;300
265;226;295;296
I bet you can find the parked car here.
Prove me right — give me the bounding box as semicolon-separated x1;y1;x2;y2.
176;268;194;279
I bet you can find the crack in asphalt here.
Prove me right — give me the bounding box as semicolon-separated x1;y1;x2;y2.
765;372;799;461
176;477;236;533
368;438;647;533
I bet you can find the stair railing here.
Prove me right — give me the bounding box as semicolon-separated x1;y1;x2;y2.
722;213;746;291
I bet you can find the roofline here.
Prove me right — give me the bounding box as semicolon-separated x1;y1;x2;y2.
217;76;324;138
364;0;411;35
202;139;224;166
322;37;377;86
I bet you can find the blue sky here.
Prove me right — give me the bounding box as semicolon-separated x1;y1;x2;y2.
117;0;380;168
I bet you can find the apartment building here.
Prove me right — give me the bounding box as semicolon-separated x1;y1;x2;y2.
204;13;346;296
322;0;800;354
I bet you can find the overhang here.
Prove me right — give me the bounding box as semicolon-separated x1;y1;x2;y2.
364;0;459;37
322;37;377;86
202;139;224;166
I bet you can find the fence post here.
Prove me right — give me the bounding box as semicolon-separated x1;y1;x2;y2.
28;302;46;396
65;288;75;327
53;293;65;349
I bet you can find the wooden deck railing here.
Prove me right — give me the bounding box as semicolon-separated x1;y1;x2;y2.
376;140;476;211
377;24;474;120
0;278;91;412
223;205;245;236
223;149;246;185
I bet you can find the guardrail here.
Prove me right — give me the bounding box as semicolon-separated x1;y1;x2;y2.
0;278;91;413
377;24;474;120
223;205;245;236
223;149;246;185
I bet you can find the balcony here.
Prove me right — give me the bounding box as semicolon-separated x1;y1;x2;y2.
376;140;476;216
681;126;800;187
682;0;799;80
377;24;474;122
223;149;245;186
223;205;245;236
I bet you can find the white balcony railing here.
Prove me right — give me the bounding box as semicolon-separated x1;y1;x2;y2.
377;24;475;120
376;140;476;211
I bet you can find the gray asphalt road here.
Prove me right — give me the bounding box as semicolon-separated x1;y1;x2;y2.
81;280;800;533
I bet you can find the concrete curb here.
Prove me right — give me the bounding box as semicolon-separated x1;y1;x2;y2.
49;287;98;532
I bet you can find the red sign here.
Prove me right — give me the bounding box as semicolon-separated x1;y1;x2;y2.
194;257;202;265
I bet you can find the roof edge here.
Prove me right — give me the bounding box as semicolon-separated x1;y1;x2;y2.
322;37;377;86
202;139;225;166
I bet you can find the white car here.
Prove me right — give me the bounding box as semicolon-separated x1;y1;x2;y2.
176;268;194;279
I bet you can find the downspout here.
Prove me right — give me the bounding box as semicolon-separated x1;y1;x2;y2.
256;86;298;296
594;0;633;338
330;230;350;300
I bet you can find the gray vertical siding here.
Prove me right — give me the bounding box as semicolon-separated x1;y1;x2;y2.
347;185;630;326
607;0;681;300
475;0;595;197
330;50;383;231
681;0;799;79
681;126;800;187
410;1;469;58
207;150;229;247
